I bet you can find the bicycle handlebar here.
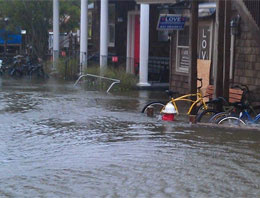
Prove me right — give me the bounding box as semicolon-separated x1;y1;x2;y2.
197;78;203;90
231;84;257;105
231;84;249;92
231;84;251;101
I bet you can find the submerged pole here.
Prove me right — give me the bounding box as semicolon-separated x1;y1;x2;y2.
189;0;198;115
223;0;231;101
214;0;225;103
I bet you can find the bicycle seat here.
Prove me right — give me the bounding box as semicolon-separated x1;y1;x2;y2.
166;90;179;97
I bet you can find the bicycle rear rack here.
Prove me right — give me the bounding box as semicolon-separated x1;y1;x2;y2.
73;74;120;93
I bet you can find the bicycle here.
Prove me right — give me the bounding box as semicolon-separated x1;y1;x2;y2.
141;78;213;117
28;63;49;79
217;109;260;126
196;84;260;123
217;116;246;126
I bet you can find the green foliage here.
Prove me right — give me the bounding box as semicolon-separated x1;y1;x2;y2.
42;60;53;76
59;0;80;33
0;0;52;58
85;66;138;91
56;57;79;80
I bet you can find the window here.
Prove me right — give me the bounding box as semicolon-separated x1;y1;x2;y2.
158;9;169;42
176;25;190;73
158;29;168;42
108;4;115;47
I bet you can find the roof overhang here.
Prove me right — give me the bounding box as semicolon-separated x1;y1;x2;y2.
136;0;178;4
136;1;216;18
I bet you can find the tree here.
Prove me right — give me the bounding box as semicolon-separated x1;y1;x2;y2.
59;0;80;33
0;17;14;55
0;0;81;59
0;0;52;58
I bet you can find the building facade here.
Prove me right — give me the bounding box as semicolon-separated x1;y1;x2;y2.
137;0;260;101
92;0;170;82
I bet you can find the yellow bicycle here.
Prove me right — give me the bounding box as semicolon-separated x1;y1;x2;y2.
141;78;208;116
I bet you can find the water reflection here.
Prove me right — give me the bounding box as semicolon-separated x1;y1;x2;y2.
0;79;259;197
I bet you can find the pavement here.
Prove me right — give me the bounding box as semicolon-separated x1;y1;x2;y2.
135;82;169;91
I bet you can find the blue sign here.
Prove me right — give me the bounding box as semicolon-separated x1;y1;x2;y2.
157;14;187;31
0;30;22;45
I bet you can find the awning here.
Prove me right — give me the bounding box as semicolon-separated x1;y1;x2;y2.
199;2;216;18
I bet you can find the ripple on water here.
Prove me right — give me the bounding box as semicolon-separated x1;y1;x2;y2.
0;80;259;197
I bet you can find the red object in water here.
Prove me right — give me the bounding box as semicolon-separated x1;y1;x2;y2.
162;114;175;121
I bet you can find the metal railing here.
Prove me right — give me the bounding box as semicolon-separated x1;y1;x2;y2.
73;73;120;93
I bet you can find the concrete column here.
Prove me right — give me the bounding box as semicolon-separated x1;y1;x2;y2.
80;0;88;74
53;0;59;69
138;4;150;87
100;0;108;74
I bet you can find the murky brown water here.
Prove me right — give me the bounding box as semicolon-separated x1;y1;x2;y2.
0;78;259;198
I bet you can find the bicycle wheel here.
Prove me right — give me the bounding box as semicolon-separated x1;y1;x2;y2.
196;100;220;115
30;67;42;79
249;105;260;117
209;112;229;123
253;114;260;125
196;109;218;123
141;101;166;117
217;116;246;126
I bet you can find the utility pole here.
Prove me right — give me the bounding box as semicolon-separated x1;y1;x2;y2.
189;0;198;115
80;0;88;74
223;0;231;101
100;0;108;75
53;0;59;70
214;0;225;101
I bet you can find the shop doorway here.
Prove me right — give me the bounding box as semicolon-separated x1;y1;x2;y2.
126;11;140;75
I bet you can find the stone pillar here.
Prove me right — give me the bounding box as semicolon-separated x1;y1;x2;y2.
138;4;150;87
80;0;88;74
53;0;59;70
100;0;108;74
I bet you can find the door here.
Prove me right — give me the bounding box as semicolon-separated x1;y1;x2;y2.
134;15;140;75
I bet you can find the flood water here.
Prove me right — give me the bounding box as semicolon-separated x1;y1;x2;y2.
0;78;259;198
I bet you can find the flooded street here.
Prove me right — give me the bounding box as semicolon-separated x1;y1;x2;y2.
0;79;259;198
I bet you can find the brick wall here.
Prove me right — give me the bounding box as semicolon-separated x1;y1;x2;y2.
233;18;260;101
169;34;189;94
169;9;260;101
